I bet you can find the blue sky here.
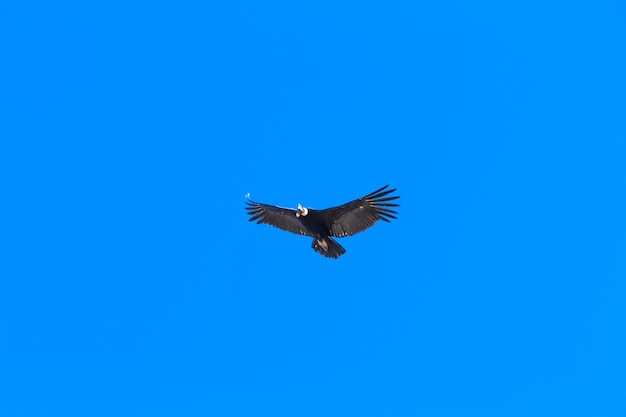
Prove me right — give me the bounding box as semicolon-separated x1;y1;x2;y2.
2;1;626;416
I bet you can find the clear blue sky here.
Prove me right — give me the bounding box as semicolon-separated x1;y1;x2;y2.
2;1;626;416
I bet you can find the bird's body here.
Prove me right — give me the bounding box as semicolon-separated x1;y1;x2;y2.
245;185;400;258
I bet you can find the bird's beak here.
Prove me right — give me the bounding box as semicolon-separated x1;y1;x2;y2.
296;203;302;217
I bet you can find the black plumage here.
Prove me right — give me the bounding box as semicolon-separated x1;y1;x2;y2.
245;185;400;258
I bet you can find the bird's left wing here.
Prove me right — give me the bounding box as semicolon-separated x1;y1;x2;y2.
245;200;313;236
321;185;400;237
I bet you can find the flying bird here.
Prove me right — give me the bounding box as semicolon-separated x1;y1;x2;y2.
245;185;400;258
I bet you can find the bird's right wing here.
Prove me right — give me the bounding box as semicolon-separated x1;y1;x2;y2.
245;200;313;236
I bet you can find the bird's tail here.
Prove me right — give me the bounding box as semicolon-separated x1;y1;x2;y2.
312;236;346;259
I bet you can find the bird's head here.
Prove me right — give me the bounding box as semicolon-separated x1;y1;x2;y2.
296;203;308;217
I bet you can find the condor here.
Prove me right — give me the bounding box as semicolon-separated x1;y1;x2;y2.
245;185;399;258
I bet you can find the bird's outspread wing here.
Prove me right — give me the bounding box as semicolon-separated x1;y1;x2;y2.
321;185;400;237
245;200;313;236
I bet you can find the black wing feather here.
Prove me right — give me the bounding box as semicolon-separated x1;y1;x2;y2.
320;185;400;237
245;200;313;236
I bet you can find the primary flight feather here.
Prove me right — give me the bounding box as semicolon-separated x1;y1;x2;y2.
245;185;400;258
